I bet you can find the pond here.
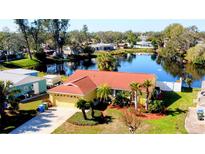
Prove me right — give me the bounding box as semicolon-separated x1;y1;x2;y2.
36;53;205;88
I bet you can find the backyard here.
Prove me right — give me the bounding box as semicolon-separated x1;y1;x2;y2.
53;89;198;134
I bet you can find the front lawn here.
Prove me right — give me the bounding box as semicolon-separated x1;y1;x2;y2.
68;110;107;126
137;89;199;134
53;89;198;134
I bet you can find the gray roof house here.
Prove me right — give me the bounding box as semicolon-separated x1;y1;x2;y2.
0;72;47;97
2;68;39;76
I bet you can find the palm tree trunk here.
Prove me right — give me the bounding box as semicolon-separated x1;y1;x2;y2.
145;89;149;111
134;91;137;110
82;109;87;120
91;107;95;118
0;108;6;127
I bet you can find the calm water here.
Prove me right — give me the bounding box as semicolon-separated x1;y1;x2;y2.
38;54;205;88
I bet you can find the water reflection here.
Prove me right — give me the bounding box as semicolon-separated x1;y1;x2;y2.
34;53;205;88
46;58;96;75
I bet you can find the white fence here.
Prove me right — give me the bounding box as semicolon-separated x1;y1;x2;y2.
156;78;182;92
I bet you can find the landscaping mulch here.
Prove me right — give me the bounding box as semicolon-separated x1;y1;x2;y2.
107;104;165;120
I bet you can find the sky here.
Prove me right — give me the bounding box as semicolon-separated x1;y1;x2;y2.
1;19;205;32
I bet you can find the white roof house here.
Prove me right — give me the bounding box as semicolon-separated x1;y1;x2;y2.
91;43;116;51
44;74;62;86
0;72;43;86
2;69;39;76
134;35;154;49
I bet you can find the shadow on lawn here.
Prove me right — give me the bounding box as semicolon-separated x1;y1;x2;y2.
0;109;37;134
182;87;193;93
163;91;181;107
91;115;113;124
165;108;187;116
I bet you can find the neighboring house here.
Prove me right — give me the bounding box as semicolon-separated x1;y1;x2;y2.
91;43;116;51
2;68;39;76
0;50;24;62
117;43;128;49
44;75;62;88
134;35;154;49
0;72;47;98
63;46;82;55
48;70;156;108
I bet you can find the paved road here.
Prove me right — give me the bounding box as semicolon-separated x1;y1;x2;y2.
10;107;77;134
185;107;205;134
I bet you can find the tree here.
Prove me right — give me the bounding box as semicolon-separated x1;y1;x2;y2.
97;52;117;71
34;48;46;62
82;46;94;56
185;44;205;65
129;82;142;110
76;99;89;120
29;19;43;51
97;84;112;102
88;100;95;118
159;23;199;59
43;19;70;55
143;80;153;111
0;81;20;126
15;19;32;59
126;31;137;48
82;25;89;44
121;108;142;134
185;77;193;88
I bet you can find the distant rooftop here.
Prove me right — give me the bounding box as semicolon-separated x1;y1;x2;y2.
0;72;44;86
3;68;38;75
44;75;61;79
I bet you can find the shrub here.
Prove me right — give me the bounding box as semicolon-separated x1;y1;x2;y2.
148;100;165;113
113;91;130;107
121;108;142;134
82;46;94;55
34;48;46;62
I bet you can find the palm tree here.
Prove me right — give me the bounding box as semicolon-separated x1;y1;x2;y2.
97;84;112;103
185;77;193;88
97;52;117;71
0;80;20;126
76;99;89;120
129;82;142;110
143;80;153;111
88;101;95;118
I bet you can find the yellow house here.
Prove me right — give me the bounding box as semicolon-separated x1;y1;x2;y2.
48;76;97;107
48;70;156;108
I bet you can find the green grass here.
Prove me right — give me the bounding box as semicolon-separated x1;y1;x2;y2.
3;58;40;68
19;100;42;111
137;89;199;134
95;48;154;56
53;89;198;134
68;110;103;126
53;108;128;134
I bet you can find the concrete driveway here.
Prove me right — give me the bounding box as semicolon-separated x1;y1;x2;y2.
10;107;77;134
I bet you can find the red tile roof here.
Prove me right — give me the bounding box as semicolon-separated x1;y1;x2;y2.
48;76;96;95
49;70;156;95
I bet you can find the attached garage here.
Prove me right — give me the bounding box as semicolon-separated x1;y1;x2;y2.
49;93;82;108
48;76;97;108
